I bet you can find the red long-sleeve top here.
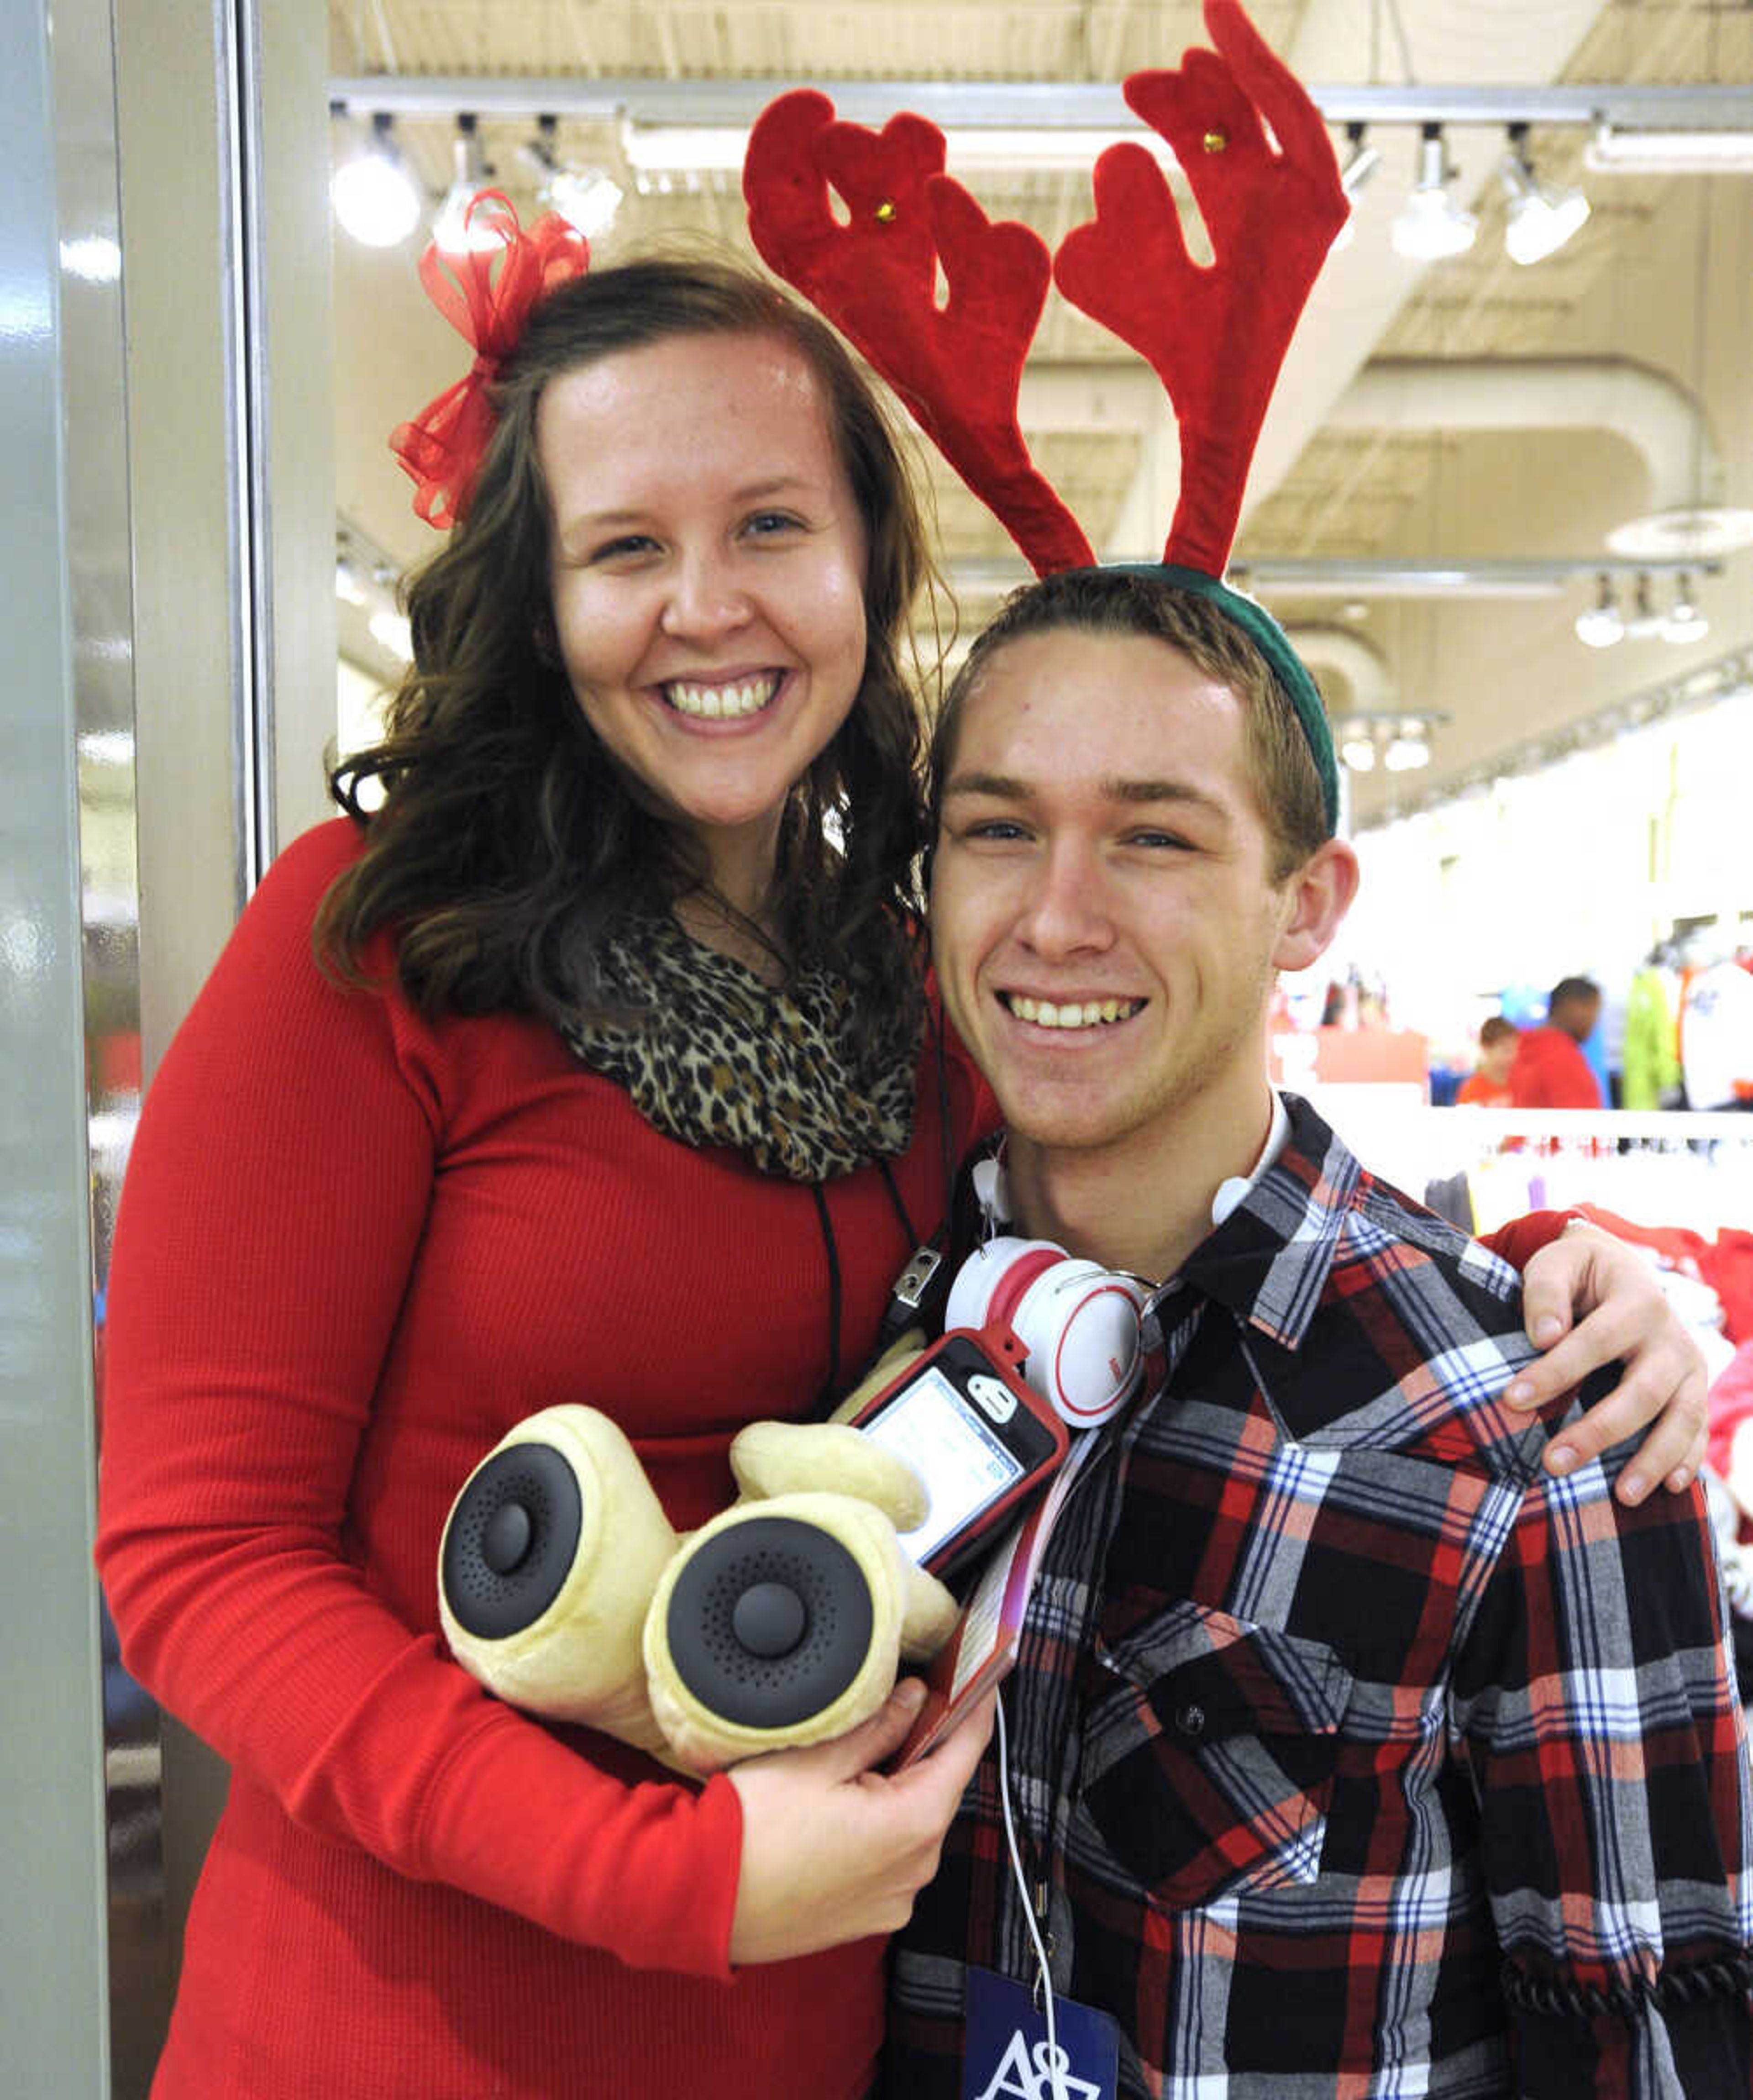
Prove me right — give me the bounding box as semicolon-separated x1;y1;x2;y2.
96;820;997;2100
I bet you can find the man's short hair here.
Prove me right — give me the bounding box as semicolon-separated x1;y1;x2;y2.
930;568;1331;883
1548;976;1601;1013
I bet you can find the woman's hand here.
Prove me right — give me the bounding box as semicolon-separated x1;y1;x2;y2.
726;1679;995;1965
1503;1222;1708;1505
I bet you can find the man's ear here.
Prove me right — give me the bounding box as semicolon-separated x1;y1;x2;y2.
1272;837;1360;974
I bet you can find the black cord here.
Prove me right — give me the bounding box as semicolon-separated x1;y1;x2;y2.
810;1181;844;1416
877;1156;920;1249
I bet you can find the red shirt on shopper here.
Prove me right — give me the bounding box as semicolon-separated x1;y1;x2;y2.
1509;981;1605;1110
1510;1026;1605;1109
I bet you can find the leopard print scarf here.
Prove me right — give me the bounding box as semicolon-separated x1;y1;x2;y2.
559;913;922;1181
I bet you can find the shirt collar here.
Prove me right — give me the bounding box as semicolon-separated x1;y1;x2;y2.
1164;1092;1363;1351
1209;1089;1291;1228
972;1090;1361;1353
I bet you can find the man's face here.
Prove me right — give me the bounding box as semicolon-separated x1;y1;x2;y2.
1560;994;1601;1045
930;627;1351;1165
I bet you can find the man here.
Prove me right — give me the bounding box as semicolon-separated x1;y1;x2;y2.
1510;976;1607;1109
884;569;1752;2098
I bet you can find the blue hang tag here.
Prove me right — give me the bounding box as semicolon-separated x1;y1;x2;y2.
962;1965;1119;2100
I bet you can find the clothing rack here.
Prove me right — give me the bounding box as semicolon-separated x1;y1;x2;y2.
1307;1100;1753;1241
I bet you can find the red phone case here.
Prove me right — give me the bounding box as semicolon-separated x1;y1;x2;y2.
848;1325;1070;1576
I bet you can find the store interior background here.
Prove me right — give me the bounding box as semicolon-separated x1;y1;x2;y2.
14;0;1752;2095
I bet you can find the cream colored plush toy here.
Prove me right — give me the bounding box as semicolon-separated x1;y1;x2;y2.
438;1338;958;1774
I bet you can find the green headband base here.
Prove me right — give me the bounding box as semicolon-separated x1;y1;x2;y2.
1102;563;1340;836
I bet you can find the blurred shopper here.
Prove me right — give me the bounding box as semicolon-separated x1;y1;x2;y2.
1510;976;1606;1110
1456;1015;1519;1106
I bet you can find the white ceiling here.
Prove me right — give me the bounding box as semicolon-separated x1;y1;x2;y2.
327;0;1753;823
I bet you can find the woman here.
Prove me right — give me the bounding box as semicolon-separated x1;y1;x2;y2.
96;246;1704;2099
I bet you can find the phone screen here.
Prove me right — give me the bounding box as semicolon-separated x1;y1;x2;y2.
860;1362;1027;1564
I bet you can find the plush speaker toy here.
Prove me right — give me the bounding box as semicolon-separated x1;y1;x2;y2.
437;1237;1144;1773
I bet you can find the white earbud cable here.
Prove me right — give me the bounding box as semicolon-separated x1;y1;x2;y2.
994;1690;1067;2100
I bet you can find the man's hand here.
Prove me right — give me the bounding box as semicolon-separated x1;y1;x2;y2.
726;1679;995;1965
1503;1222;1707;1505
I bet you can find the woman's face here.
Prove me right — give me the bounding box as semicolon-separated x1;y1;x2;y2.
538;329;870;905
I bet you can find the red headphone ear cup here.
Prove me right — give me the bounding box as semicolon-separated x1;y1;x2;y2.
1008;1263;1147;1426
943;1237;1069;1336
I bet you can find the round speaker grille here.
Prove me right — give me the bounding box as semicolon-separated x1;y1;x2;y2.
664;1516;876;1730
441;1442;584;1641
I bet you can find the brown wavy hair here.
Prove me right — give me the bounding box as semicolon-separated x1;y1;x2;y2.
317;254;936;1057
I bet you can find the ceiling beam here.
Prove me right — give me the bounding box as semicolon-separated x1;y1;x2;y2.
329;78;1753;132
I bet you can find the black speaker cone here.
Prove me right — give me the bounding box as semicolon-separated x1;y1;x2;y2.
442;1442;583;1641
664;1516;876;1730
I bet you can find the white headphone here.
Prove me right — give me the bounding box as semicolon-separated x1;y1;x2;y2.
944;1235;1147;1428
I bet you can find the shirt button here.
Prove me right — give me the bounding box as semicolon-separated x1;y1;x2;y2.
1176;1702;1206;1737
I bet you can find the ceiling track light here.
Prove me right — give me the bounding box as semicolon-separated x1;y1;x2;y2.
1661;571;1710;647
1500;122;1590;266
433;111;500;256
1574;573;1624;649
1626;572;1667;642
331;111;423;248
1341;120;1382;197
518;114;625;241
1337;711;1446;774
1329;121;1381;253
1391;123;1478;263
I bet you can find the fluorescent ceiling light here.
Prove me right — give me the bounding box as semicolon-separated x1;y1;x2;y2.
1586;124;1753;174
1383;732;1431;772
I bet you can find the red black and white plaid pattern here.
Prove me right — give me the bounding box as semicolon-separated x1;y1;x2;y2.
885;1096;1753;2097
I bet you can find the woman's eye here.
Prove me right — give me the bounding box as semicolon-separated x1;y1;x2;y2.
744;510;804;539
588;533;659;563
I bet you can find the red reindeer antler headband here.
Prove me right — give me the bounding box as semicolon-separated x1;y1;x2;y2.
743;0;1347;825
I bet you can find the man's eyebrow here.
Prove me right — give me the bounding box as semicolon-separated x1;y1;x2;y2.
940;770;1029;801
942;770;1227;819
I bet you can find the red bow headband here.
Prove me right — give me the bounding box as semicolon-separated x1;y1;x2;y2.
390;192;591;530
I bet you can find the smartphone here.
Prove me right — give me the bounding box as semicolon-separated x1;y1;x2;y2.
848;1329;1069;1580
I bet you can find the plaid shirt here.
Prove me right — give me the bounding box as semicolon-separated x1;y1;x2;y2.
886;1096;1753;2097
